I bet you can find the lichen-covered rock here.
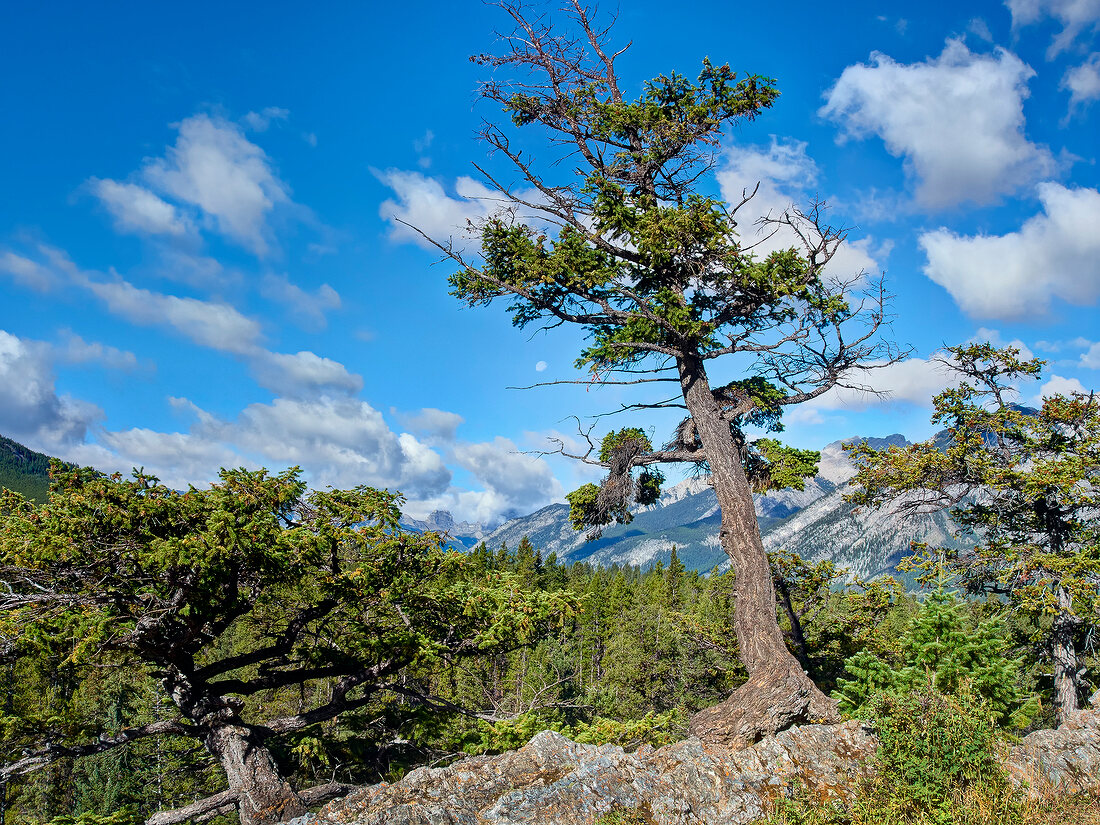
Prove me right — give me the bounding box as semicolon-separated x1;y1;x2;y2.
1005;709;1100;798
305;710;1100;825
314;721;876;825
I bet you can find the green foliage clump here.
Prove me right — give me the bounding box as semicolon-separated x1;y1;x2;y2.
833;584;1036;727
766;686;1029;825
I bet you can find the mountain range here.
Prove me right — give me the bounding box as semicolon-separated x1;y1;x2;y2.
405;435;966;583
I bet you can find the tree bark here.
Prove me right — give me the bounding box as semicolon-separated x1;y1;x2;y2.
204;723;308;825
1052;585;1080;724
677;355;838;748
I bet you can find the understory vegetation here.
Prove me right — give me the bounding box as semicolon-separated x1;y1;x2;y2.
3;519;1097;824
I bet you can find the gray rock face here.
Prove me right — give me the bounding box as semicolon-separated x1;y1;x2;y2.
313;722;877;825
1005;709;1100;798
308;711;1100;824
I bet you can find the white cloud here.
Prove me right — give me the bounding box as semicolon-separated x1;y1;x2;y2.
143;114;290;255
227;396;453;498
920;183;1100;319
971;327;1036;360
1080;341;1100;367
241;106;289;132
1035;374;1089;402
452;436;564;521
66;429;251;491
260;273;341;331
0;330;101;450
79;273;264;354
90;179;191;237
813;356;955;410
376;169;499;250
249;350;363;397
1063;53;1100;115
397;408;465;443
1007;0;1100;57
716;138;883;277
0;251;55;291
54;331;140;371
535;360;548;372
821;40;1055;208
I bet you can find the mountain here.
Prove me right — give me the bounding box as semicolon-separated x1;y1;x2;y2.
473;434;967;582
399;510;489;551
0;434;53;502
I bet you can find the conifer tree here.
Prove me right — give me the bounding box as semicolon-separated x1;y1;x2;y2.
849;344;1100;722
0;465;570;825
418;0;901;745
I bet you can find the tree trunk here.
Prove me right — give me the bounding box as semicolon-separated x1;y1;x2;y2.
677;356;838;748
1052;585;1080;724
204;724;308;825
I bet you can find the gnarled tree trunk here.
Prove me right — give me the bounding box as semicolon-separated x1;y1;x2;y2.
677;356;838;749
205;723;308;825
1052;585;1081;724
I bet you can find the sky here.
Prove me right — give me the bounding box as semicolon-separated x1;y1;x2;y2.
2;0;1099;527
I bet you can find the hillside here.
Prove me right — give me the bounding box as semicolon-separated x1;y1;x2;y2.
0;434;52;502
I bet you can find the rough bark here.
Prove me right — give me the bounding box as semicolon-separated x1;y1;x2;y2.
677;356;838;748
204;724;308;825
1052;585;1080;724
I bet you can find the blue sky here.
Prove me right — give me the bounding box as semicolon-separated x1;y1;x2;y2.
2;0;1099;526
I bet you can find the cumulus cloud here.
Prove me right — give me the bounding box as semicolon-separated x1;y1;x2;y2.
0;329;101;450
224;396;453;498
1079;341;1100;367
260;273;341;331
90;179;192;237
1035;374;1089;402
376;169;499;250
143;113;290;255
971;327;1036;360
813;356;955;410
1063;53;1100;115
66;429;251;491
1007;0;1100;57
716;138;883;278
452;436;564;522
920;183;1100;319
397;408;465;443
821;40;1055;208
249;350;363;397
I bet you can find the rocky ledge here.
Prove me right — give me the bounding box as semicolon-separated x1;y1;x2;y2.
305;710;1100;825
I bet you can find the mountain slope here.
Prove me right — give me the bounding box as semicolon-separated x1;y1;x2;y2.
478;434;966;580
0;434;52;502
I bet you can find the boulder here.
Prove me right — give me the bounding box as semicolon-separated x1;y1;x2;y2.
1005;709;1100;798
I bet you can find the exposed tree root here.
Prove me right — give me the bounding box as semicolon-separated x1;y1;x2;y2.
689;664;839;750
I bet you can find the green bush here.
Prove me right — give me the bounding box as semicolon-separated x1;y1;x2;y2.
833;587;1037;727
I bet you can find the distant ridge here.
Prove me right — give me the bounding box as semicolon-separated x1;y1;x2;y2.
0;434;53;502
438;434;966;583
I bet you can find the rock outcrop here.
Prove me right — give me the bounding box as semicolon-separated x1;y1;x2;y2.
1005;708;1100;798
313;721;876;825
303;710;1100;825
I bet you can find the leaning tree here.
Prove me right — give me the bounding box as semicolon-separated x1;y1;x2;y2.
0;465;570;825
410;1;902;746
